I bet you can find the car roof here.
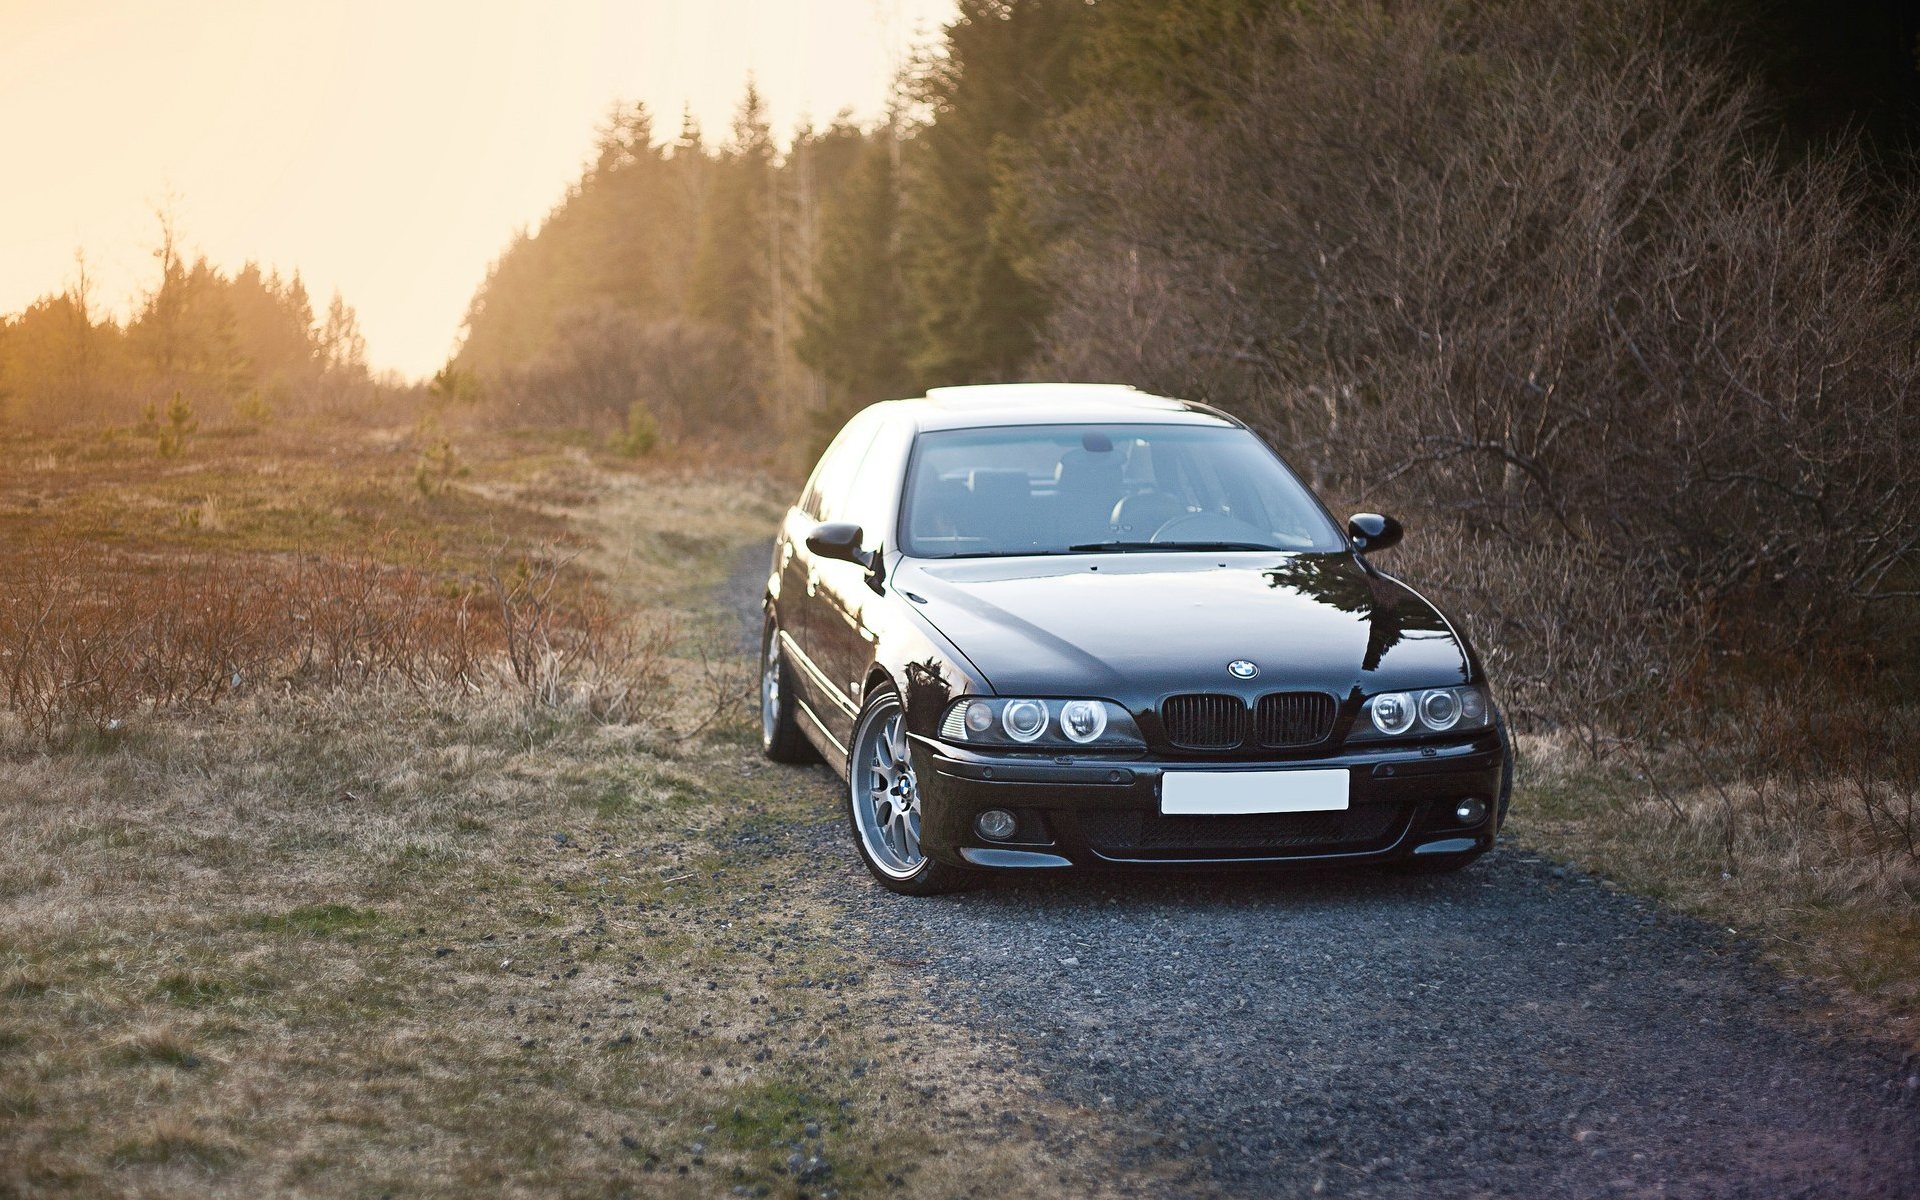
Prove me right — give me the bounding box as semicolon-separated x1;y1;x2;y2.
876;383;1243;432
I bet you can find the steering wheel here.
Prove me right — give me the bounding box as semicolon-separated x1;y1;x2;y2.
1150;511;1271;544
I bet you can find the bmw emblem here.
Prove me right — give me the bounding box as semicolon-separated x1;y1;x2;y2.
1227;660;1259;680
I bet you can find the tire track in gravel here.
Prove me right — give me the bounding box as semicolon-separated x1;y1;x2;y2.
724;542;1920;1199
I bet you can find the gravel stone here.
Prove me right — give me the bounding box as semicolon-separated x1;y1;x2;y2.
829;839;1920;1198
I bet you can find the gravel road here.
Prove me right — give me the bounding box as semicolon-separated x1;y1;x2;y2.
724;545;1920;1199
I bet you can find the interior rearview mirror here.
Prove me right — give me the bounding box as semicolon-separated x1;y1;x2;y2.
1347;512;1404;554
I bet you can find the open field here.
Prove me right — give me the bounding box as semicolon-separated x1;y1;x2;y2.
1;415;1916;1197
0;421;1147;1198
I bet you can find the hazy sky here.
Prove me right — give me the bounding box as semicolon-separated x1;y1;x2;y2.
0;0;954;377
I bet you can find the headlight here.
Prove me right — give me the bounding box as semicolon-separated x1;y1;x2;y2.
1001;699;1047;742
1059;699;1108;743
940;697;1144;751
1371;692;1416;735
1362;686;1491;737
1418;688;1459;730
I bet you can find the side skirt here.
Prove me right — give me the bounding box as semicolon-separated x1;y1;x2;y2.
780;630;854;778
796;698;849;778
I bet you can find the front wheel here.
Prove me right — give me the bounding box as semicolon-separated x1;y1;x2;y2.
847;691;978;896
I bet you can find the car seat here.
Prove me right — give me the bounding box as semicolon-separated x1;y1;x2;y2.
966;469;1045;551
1053;447;1126;545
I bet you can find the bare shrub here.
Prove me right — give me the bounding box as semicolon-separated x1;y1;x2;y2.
1377;513;1712;757
487;552;673;722
0;542;667;741
621;318;765;439
1023;0;1920;926
483;304;762;442
284;547;488;691
486;303;650;431
1029;0;1920;734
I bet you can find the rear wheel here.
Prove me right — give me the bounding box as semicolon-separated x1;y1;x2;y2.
760;618;815;764
847;691;978;896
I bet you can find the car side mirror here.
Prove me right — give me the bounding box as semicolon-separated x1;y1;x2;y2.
806;521;875;570
1347;512;1404;554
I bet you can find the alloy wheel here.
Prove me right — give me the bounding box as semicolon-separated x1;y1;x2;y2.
852;698;923;878
760;639;781;747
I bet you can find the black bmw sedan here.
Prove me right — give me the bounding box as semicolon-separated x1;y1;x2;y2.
761;384;1511;895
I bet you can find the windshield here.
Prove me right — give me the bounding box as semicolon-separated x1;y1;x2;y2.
900;423;1345;558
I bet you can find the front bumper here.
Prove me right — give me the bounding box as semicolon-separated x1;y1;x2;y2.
912;732;1506;869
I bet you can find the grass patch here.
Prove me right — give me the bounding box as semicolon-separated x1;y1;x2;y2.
107;1121;237;1169
0;1090;42;1120
154;970;230;1007
0;442;1137;1199
113;1028;204;1070
1;972;51;1000
247;903;383;938
1514;734;1920;1042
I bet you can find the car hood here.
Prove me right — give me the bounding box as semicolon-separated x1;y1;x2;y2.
893;551;1471;700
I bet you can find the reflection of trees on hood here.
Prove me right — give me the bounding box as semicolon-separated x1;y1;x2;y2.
1262;555;1449;674
905;657;956;722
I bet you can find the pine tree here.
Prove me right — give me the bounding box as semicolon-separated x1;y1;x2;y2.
1076;0;1276;113
0;317;12;427
796;133;913;448
128;212;248;407
0;292;99;425
320;293;367;374
229;262;320;390
687;82;776;347
899;0;1091;386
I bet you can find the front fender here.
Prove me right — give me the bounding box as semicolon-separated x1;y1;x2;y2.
866;594;990;744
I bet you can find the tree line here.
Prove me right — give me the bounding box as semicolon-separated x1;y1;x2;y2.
6;0;1907;741
457;0;1918;746
449;3;1091;454
0;215;371;431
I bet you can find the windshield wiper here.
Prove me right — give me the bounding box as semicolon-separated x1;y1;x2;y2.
1066;541;1282;553
934;550;1076;560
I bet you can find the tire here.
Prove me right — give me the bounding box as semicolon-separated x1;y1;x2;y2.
845;690;980;896
760;617;816;764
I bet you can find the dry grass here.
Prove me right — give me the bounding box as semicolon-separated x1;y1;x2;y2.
0;421;677;740
1514;729;1920;1043
0;698;1143;1198
0;419;1150;1198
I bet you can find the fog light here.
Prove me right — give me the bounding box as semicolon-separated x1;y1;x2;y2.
1454;798;1488;824
975;809;1018;841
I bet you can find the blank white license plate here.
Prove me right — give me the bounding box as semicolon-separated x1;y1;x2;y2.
1160;768;1350;816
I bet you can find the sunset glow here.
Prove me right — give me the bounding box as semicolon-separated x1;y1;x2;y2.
0;0;952;377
